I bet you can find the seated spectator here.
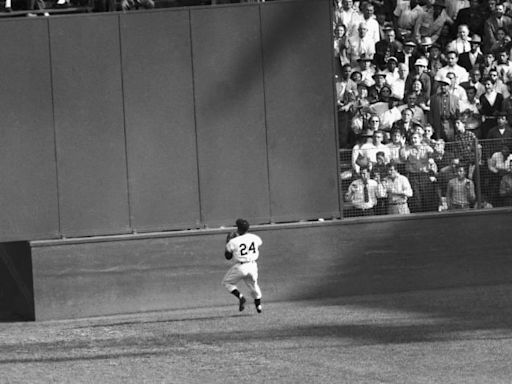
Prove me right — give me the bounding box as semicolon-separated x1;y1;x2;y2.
379;162;413;215
344;167;381;217
446;165;476;209
499;161;512;206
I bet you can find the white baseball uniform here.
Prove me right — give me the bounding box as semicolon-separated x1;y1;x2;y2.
222;232;263;299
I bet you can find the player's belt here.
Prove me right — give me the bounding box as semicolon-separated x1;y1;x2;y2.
239;261;254;264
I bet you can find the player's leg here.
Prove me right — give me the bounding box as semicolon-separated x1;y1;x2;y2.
243;264;262;313
221;265;246;311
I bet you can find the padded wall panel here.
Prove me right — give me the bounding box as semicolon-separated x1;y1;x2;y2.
191;5;270;227
261;0;339;222
0;19;59;241
120;11;200;232
50;15;130;237
31;211;512;320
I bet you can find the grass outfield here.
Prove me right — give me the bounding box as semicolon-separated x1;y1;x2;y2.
2;284;512;383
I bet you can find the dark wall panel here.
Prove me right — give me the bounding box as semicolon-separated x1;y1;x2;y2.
120;11;200;232
191;6;270;227
261;0;339;222
50;15;130;237
0;19;59;241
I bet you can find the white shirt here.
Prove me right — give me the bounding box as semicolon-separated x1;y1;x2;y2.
447;38;472;54
436;65;469;84
226;233;263;263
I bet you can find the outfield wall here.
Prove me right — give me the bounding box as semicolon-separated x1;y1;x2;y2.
0;0;338;242
29;210;512;320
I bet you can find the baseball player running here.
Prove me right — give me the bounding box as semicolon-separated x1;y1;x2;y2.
222;219;263;313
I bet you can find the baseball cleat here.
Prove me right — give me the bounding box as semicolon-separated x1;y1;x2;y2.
239;296;246;312
256;304;262;313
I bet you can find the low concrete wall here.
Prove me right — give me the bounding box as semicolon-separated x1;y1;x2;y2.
30;210;512;320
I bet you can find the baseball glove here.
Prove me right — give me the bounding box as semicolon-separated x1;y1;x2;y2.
226;231;238;243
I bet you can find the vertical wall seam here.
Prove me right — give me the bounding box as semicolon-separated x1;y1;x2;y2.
118;14;134;233
259;3;273;224
188;8;204;229
47;18;63;238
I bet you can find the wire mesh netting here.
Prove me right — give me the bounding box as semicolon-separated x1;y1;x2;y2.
340;136;512;218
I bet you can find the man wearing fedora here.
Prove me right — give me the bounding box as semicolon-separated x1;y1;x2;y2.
414;0;454;45
375;27;403;70
484;2;512;49
430;75;461;141
458;34;484;72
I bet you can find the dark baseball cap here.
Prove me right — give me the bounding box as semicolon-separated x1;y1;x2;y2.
236;219;250;233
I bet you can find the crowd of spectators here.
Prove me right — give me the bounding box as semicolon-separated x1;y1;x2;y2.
334;0;512;216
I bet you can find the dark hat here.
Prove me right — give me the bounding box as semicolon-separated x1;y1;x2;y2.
235;218;250;233
373;71;387;78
